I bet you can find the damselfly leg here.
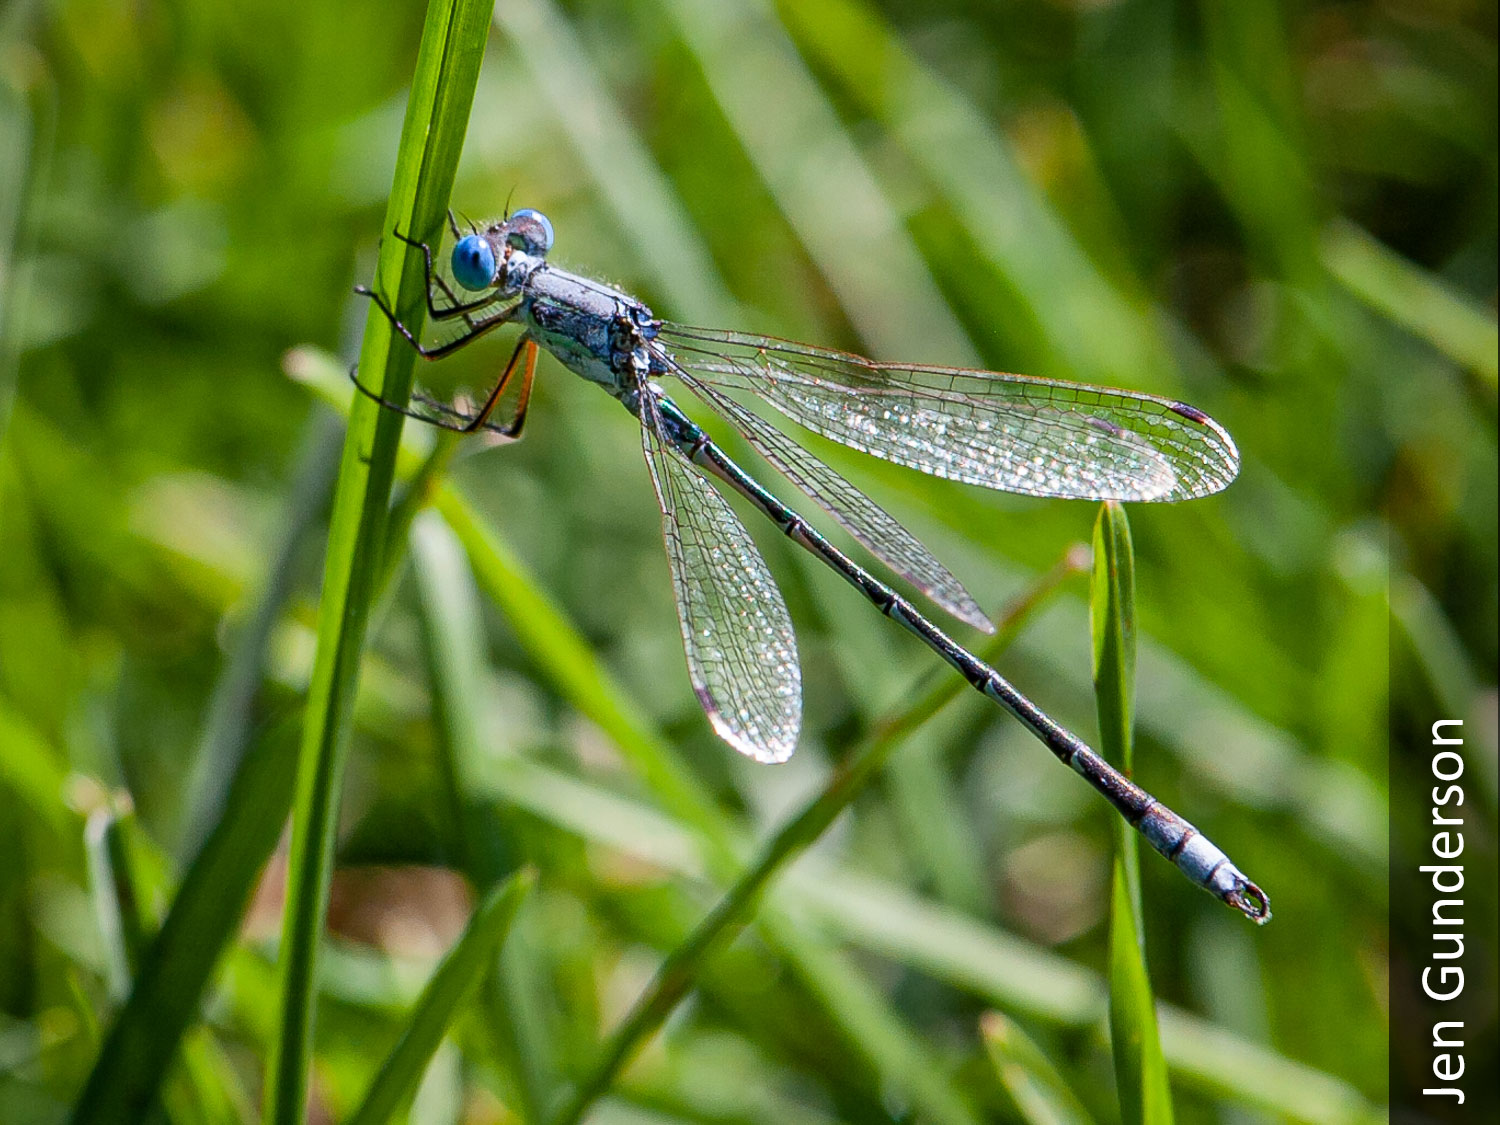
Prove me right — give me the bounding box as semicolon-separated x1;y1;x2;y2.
355;285;520;360
385;226;500;322
352;253;535;437
348;332;537;438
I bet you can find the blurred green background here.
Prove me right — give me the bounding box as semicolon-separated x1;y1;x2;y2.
1;0;1496;1122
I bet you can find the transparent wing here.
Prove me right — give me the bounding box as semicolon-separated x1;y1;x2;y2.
638;388;802;763
656;325;1239;502
671;365;993;633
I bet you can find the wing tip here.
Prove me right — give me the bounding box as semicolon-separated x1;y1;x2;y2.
1161;400;1242;501
699;688;800;764
948;597;998;634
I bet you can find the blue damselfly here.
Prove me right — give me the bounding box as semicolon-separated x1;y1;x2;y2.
354;208;1270;923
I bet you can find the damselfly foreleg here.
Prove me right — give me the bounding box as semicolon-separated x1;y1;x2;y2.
352;287;534;435
355;285;521;360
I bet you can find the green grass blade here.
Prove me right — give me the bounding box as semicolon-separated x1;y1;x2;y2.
1109;875;1171;1125
1320;218;1499;388
69;719;300;1125
767;923;983;1125
884;726;991;916
410;510;555;1120
264;1;492;1121
82;806;141;1006
0;699;73;840
981;1011;1095;1125
1091;502;1172;1125
410;510;489;869
0;43;54;449
87;805;254;1125
1157;1012;1384;1125
658;0;978;365
345;870;534;1125
66;410;340;1125
1091;502;1140;912
178;411;345;856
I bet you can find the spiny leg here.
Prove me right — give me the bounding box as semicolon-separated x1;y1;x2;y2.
355;284;519;359
416;249;482;333
347;350;532;436
467;338;538;437
350;302;536;436
442;335;537;435
347;366;476;433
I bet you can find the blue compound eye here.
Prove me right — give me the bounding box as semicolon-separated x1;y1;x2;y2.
450;235;497;291
506;208;554;256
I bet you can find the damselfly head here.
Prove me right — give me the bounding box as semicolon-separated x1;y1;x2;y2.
451;234;499;291
451;209;553;293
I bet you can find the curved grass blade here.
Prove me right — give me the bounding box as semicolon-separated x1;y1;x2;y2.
344;870;534;1125
66;403;343;1125
1091;502;1173;1125
69;719;301;1125
410;510;555;1121
981;1011;1095;1125
265;2;493;1122
1320;218;1499;389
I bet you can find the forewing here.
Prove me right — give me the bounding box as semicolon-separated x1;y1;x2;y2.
672;365;994;633
658;325;1239;502
639;390;802;763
